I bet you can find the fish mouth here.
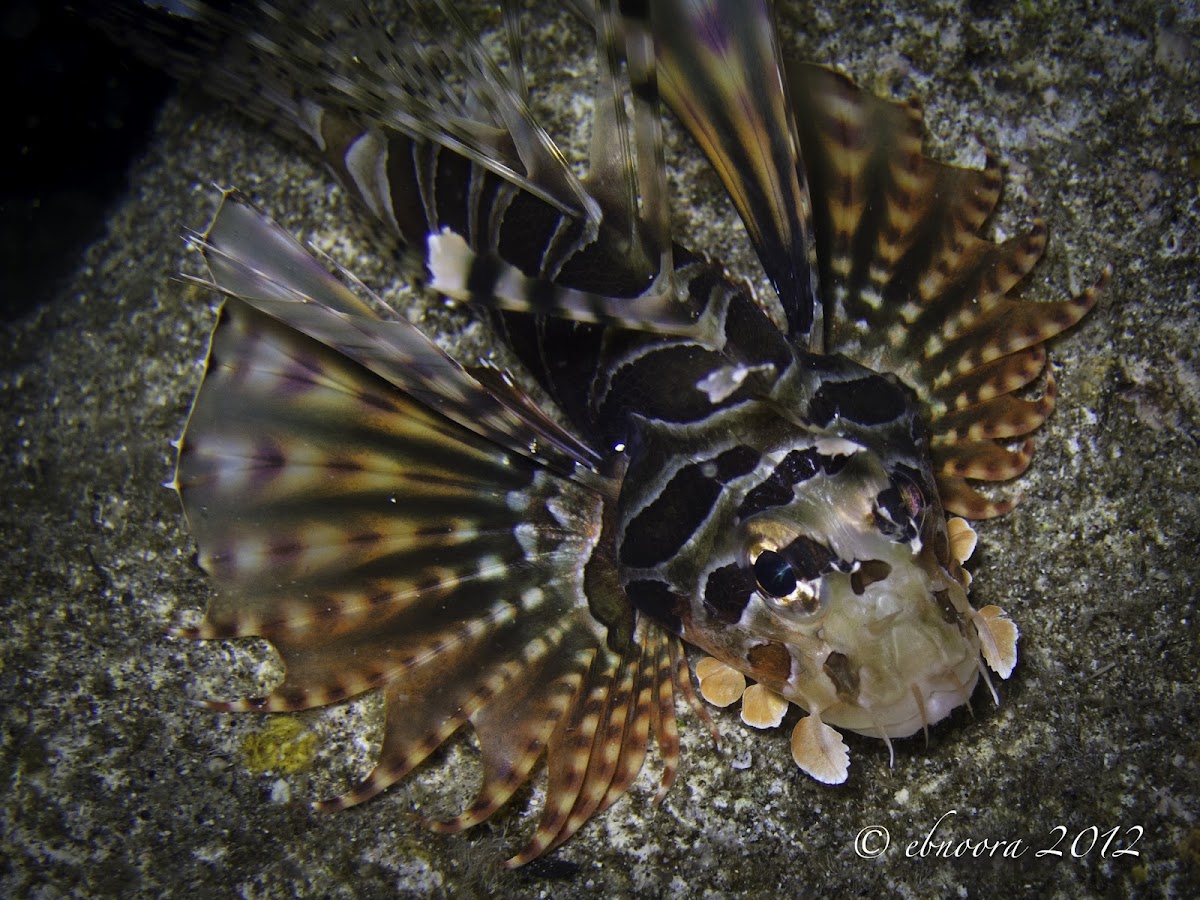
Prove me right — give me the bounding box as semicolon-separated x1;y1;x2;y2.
824;652;984;740
885;660;983;739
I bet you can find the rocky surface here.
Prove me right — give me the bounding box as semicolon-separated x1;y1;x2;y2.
2;1;1197;896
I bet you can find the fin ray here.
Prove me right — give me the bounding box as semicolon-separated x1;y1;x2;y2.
175;196;700;864
788;62;1104;515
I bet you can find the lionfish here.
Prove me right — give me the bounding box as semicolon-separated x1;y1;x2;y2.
113;0;1104;865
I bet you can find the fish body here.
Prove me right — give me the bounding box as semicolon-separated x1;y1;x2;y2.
105;0;1103;864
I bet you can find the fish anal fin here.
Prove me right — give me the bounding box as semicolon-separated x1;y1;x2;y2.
429;637;595;835
646;634;706;805
546;626;666;855
608;624;674;811
936;437;1034;483
506;645;634;865
507;619;685;866
928;282;1103;390
933;372;1057;443
935;475;1015;520
930;345;1048;413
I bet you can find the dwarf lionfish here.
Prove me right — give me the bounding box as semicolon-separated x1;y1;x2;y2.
107;0;1105;865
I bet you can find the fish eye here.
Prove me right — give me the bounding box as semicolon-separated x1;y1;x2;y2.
749;546;824;617
753;549;797;598
739;522;836;618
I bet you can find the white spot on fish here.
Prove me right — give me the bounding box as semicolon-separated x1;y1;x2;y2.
514;522;539;557
695;362;775;403
476;554;505;578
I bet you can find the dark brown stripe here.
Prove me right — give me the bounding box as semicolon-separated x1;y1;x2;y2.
619;447;758;568
620;461;722;567
624;579;684;635
850;559;892;595
433;145;470;237
603;343;745;425
808;374;909;427
382;132;432;245
737;447;823;519
703;563;756;625
496;189;569;275
823;651;859;701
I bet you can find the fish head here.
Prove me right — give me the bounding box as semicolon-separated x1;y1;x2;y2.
618;360;1008;755
720;438;983;740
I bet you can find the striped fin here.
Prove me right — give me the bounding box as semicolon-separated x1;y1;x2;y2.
786;62;1106;517
646;0;821;346
390;1;705;340
426;228;716;338
190;192;603;477
590;0;674;286
268;1;701;336
172;201;703;865
95;2;715;338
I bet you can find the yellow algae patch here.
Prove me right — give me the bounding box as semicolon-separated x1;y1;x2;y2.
241;717;319;774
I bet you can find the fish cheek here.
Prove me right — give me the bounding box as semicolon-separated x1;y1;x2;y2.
745;640;794;692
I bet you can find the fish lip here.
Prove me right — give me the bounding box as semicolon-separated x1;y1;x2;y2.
822;655;983;740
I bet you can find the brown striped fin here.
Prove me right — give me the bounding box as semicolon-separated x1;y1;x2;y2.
787;62;1105;517
190;192;603;478
648;0;822;346
173;199;707;865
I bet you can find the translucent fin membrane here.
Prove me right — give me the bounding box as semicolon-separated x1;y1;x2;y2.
787;63;1105;517
648;0;822;346
173;198;706;865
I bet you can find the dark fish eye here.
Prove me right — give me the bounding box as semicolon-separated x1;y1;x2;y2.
753;549;798;598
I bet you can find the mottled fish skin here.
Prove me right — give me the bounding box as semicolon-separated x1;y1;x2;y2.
93;0;1103;864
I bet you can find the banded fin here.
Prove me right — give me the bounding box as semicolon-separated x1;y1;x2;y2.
172;200;703;865
190;192;603;479
785;62;1105;517
427;229;715;339
645;0;822;346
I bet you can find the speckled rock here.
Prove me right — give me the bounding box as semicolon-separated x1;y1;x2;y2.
2;2;1198;897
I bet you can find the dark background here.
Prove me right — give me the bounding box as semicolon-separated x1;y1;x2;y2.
1;1;169;321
